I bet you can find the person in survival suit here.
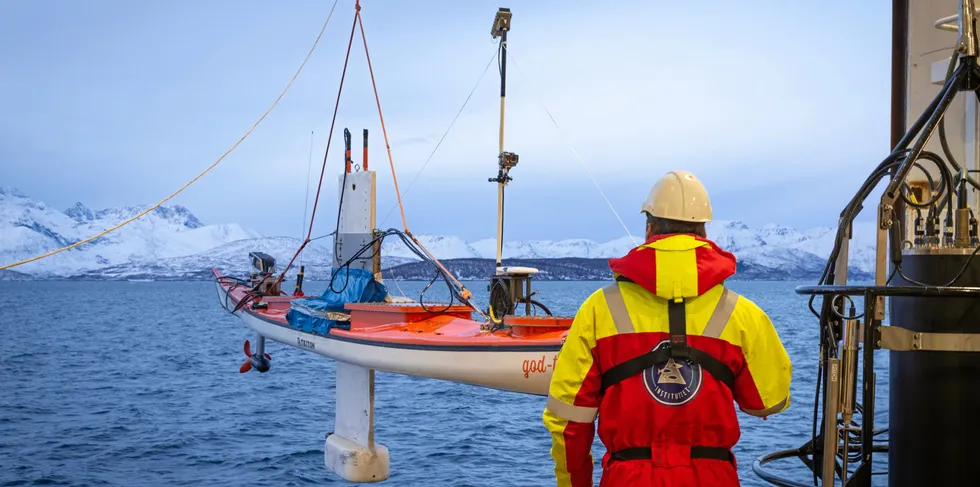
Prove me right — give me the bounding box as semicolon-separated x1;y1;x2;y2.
542;169;792;487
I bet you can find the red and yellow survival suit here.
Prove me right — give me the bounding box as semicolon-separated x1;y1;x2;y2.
542;234;792;487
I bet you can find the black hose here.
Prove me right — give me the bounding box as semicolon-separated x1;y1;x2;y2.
885;60;966;199
938;51;961;179
807;147;956;319
529;299;552;316
897;244;980;287
817;59;968;293
331;163;349;274
806;152;906;318
900;151;947;209
920;152;952;216
789;54;976;487
901;172;936;208
781;26;980;487
324;228;475;315
935;53;980;193
418;268;456;314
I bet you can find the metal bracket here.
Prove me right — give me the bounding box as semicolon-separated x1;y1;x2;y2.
936;4;980;32
489;151;519;185
873;200;895;321
879;202;895;230
959;0;979;57
878;325;980;352
935;0;980;57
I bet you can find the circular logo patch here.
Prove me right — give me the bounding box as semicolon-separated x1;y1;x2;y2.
642;340;703;406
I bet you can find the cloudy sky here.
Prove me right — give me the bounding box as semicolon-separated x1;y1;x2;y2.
1;0;896;242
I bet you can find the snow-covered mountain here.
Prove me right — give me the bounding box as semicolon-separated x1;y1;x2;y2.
64;236;414;281
379;221;876;279
66;237;328;281
0;186;261;277
0;186;876;281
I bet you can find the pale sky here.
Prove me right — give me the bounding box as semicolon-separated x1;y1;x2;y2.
0;0;895;242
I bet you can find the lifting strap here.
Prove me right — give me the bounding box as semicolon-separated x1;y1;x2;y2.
599;282;738;395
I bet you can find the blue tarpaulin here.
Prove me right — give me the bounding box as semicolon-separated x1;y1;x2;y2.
285;267;389;335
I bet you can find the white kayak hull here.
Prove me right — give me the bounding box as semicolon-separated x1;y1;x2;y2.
215;279;560;396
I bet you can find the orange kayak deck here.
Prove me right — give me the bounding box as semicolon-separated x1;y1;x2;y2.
213;269;570;351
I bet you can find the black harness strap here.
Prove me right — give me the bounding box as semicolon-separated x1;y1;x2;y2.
669;299;687;348
599;296;737;394
608;446;734;466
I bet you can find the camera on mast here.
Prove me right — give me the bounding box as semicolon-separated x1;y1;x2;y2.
491;8;511;39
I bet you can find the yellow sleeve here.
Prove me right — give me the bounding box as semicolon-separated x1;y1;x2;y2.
542;294;601;487
733;303;792;418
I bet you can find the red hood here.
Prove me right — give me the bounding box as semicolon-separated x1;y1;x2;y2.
607;234;737;300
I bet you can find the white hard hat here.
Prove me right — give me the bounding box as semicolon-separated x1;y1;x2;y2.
641;170;712;222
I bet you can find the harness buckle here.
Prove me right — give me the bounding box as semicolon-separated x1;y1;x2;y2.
668;343;691;360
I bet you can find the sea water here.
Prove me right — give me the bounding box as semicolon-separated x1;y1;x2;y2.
0;280;888;486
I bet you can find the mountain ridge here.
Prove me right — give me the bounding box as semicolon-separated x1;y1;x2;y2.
0;186;875;281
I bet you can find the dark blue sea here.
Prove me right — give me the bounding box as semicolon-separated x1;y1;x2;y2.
0;280;889;486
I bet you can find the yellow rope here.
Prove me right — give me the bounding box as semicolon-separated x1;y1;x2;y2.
0;0;340;272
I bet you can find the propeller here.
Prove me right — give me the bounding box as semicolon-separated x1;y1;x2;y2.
240;339;272;373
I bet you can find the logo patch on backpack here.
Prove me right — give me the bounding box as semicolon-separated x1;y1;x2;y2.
642;339;703;406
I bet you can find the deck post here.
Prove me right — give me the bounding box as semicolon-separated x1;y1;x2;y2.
325;167;389;482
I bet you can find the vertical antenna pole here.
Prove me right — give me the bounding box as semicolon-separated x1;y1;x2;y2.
490;7;514;268
496;27;507;267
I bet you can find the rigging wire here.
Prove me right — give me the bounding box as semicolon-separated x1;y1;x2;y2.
309;231;335;242
379;256;409;298
354;4;477;307
0;0;341;272
356;4;408;233
271;9;360;288
301;129;315;266
264;2;480;317
504;48;639;247
379;47;499;228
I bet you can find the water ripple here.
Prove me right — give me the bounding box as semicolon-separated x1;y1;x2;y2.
0;280;888;486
